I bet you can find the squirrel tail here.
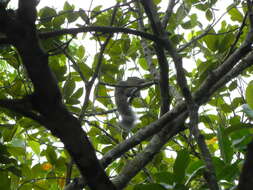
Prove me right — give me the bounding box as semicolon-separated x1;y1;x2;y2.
115;78;144;131
119;108;135;130
116;95;136;130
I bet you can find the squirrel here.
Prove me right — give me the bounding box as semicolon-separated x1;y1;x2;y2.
115;77;145;131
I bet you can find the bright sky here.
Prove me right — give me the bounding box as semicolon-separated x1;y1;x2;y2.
9;0;116;10
7;0;235;73
9;0;233;29
8;0;232;15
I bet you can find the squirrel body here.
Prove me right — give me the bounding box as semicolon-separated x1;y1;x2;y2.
115;77;145;130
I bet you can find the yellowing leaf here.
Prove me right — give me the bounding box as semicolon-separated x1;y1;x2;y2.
106;88;114;92
41;163;53;171
246;81;253;109
35;180;45;185
206;137;217;145
58;177;65;188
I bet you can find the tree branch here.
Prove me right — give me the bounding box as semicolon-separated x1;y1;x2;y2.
238;141;253;190
113;112;188;189
39;26;159;43
161;0;176;29
188;105;219;190
0;98;44;124
0;2;117;189
140;0;170;114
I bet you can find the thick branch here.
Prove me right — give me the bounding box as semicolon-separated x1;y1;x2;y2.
188;105;219;190
140;0;170;114
134;1;159;79
238;141;253;190
161;0;176;29
0;98;44;124
40;26;159;43
0;3;117;190
113;112;187;189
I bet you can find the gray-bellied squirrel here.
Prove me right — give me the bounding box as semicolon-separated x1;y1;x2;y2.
115;77;146;130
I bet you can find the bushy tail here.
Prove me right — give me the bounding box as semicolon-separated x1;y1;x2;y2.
118;105;135;130
115;77;145;130
115;87;135;130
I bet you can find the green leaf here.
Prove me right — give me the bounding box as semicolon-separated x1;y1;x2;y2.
242;104;253;119
2;125;17;142
228;6;243;22
49;56;67;82
154;172;174;185
133;183;167;190
39;7;56;27
28;141;40;156
227;121;252;151
195;3;209;11
217;33;234;53
229;81;237;91
77;45;85;59
171;34;184;45
71;87;84;100
181;20;193;29
246;81;253;109
95;85;112;107
66;97;80;105
217;125;233;164
67;11;79;23
206;9;213;21
121;36;130;54
100;63;119;75
173;149;190;183
52;15;65;28
174;184;188;190
153;0;161;5
217;163;238;181
63;79;76;99
132;98;144;108
11;138;25;148
175;4;190;23
39;7;57;19
224;122;253;136
63;1;74;11
101;145;114;154
203;28;218;51
185;166;205;186
138;58;148;70
220;103;232;113
91;5;102;18
97;135;111;145
67;105;81;113
0;171;11;190
45;147;57;165
79;9;90;23
77;62;93;80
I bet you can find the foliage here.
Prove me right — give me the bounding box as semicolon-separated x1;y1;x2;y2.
1;0;253;189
